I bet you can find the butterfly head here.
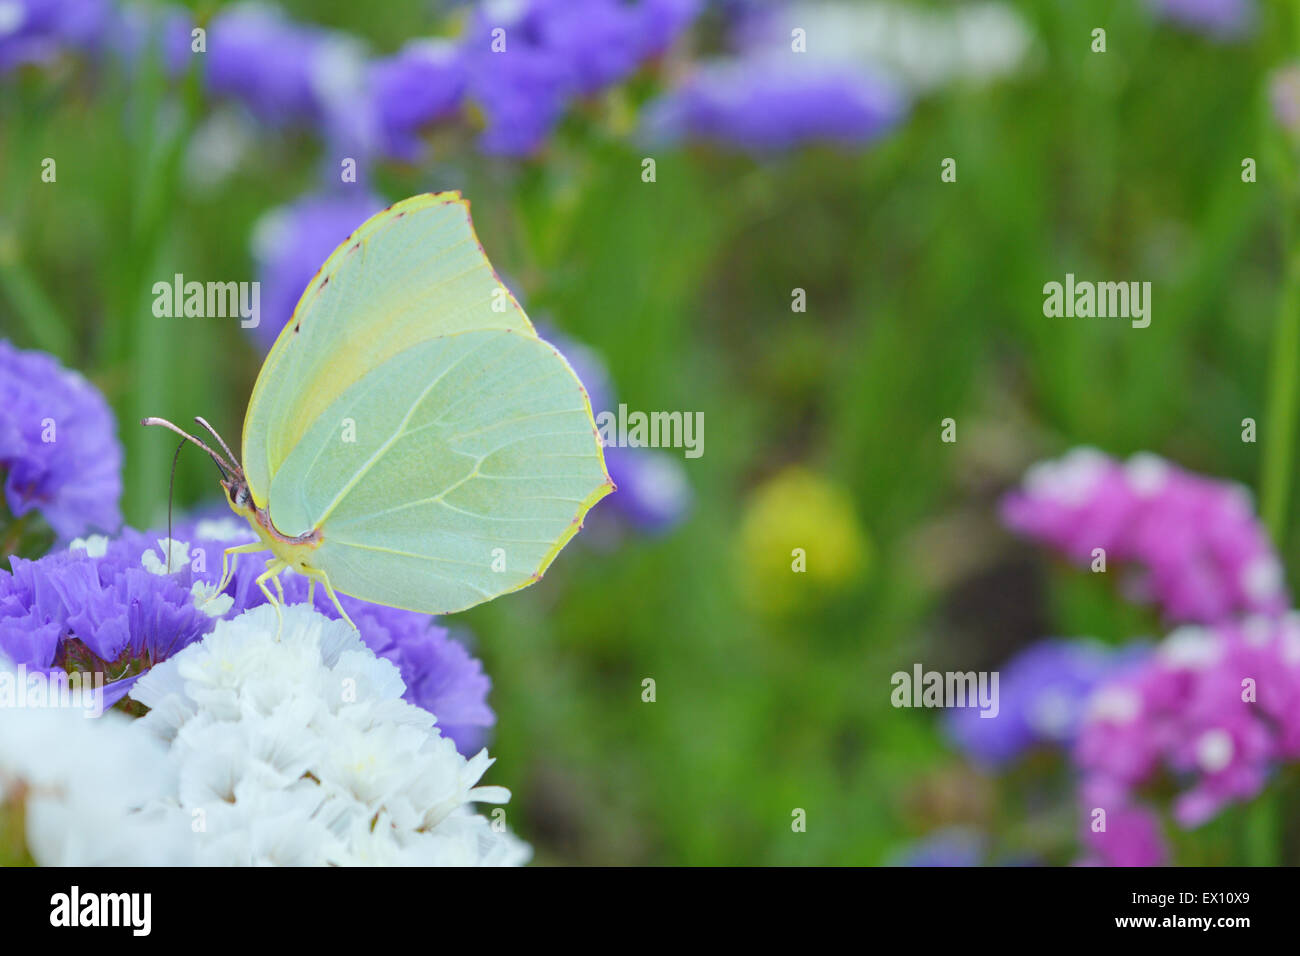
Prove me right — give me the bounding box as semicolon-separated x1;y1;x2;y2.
221;475;254;516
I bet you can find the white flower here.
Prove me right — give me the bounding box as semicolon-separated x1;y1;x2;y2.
0;3;27;38
1196;729;1235;774
1023;446;1108;506
1241;555;1284;602
748;1;1035;95
141;537;190;575
68;534;110;558
1124;452;1171;497
190;581;234;618
138;537;236;617
1087;685;1141;725
1159;626;1223;669
0;659;194;866
129;604;529;866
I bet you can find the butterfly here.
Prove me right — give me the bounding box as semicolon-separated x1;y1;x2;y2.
145;192;613;627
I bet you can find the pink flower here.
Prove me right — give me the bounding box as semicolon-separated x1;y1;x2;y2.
1002;449;1285;624
1075;617;1300;834
1079;801;1168;867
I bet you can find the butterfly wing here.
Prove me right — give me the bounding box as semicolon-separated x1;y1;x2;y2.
241;193;612;613
242;192;536;508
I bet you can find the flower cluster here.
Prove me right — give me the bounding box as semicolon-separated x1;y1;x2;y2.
643;59;906;153
0;529;214;709
130;604;527;865
3;0;1251;158
1;603;527;866
0;0;111;72
1001;448;1286;625
0;339;122;540
3;0;931;158
0;654;193;865
459;0;701;156
727;2;1035;97
368;39;465;161
989;448;1300;866
0;516;498;753
1075;615;1300;863
642;0;1043;153
205;5;363;129
204;0;702;158
4;0;703;157
170;512;498;754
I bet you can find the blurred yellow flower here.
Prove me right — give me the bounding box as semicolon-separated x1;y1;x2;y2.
735;466;870;614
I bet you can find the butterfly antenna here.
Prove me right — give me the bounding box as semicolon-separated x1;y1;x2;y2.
140;417;234;478
166;437;185;574
194;416;241;475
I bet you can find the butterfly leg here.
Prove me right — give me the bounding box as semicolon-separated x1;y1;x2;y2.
264;558;286;604
254;560;287;634
301;566;355;630
306;577;317;608
208;542;265;608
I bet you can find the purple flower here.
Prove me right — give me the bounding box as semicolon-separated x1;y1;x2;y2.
1002;449;1286;625
103;3;194;78
945;639;1150;767
1147;0;1255;39
462;0;702;156
525;0;652;96
643;57;906;152
0;529;215;707
535;324;691;533
368;39;467;161
340;601;494;753
462;8;571;157
600;444;692;532
0;340;122;539
0;0;111;72
889;827;986;867
204;3;369;143
1078;800;1168;867
2;510;497;750
170;512;496;753
634;0;704;59
249;189;386;351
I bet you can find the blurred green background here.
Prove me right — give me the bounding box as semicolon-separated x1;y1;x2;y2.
3;0;1299;864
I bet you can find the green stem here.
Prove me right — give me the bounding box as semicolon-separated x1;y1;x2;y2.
1263;0;1300;544
1261;250;1300;541
1253;29;1300;863
1252;192;1296;868
1245;792;1281;867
